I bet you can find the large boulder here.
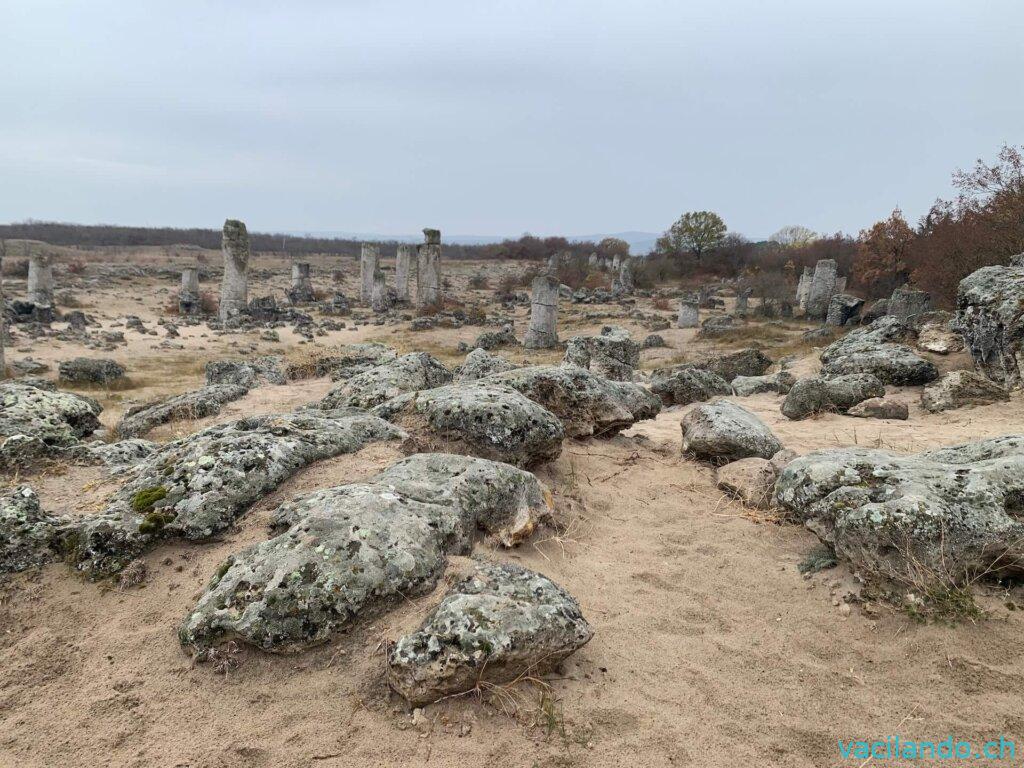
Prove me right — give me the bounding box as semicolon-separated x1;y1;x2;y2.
373;385;563;468
319;352;453;409
681;400;783;462
67;409;404;576
819;317;937;385
0;380;102;467
650;367;731;406
780;378;831;420
0;486;71;573
825;293;864;327
86;439;159;469
388;562;593;706
115;384;250;438
696;348;772;382
953;260;1024;388
58;357;126;386
731;371;796;397
455;348;518;382
563;326;640;381
479;366;660;437
781;374;885;420
205;356;286;388
286;343;398;381
774;436;1024;583
822;373;886;411
179;455;554;655
920;371;1009;413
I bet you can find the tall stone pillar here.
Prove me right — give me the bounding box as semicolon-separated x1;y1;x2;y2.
219;219;250;322
288;262;315;304
795;267;812;311
735;288;751;317
371;267;391;313
27;253;54;306
805;259;838;321
523;274;560;349
360;244;380;303
616;258;635;293
395;244;414;302
416;228;441;307
179;267;200;315
677;299;699;328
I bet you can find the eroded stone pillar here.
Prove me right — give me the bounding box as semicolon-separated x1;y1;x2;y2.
805;259;838;321
677;299;699;328
796;267;812;311
523;274;560;349
289;262;315;304
360;244;380;303
371;267;391;313
179;267;200;315
395;244;414;301
616;258;635;293
416;228;441;307
27;253;54;306
219;219;250;322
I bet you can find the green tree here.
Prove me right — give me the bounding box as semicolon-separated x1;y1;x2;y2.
659;211;727;262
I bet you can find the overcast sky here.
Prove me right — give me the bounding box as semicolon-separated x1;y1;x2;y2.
2;0;1022;240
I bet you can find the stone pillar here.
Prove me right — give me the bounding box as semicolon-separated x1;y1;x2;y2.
611;255;622;273
179;267;200;315
677;299;699;328
588;253;598;267
735;289;750;317
27;253;54;306
395;244;414;301
289;262;315;304
888;286;931;323
805;259;838;321
547;252;560;275
371;268;391;313
523;274;560;349
618;258;635;293
360;244;380;303
795;267;812;311
219;219;250;322
416;228;441;307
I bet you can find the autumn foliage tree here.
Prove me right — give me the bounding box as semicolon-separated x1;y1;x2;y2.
851;208;915;297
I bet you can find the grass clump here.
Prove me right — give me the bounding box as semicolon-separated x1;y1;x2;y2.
131;485;167;512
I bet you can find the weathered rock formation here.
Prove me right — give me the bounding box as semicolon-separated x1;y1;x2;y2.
360;243;380;303
677;299;699;329
954;259;1024;388
523;274;560;349
179;268;201;315
288;262;315;304
562;326;639;381
219;219;250;323
920;370;1009;413
681;400;783;462
416;229;441;306
395;244;414;301
319;353;453;409
27;253;54;307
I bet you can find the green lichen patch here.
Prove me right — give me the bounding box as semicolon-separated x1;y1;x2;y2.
131;486;167;513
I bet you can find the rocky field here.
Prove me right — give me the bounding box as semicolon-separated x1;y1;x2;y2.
2;243;1024;767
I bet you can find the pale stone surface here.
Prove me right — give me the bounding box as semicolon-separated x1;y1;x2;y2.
523;274;560;349
805;259;838;320
288;262;315;304
179;268;200;315
370;267;390;313
360;243;380;303
27;254;54;306
795;267;812;311
219;219;250;322
888;286;931;323
416;229;441;306
395;244;414;301
677;299;699;328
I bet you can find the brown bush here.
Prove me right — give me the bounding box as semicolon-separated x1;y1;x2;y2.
66;259;87;275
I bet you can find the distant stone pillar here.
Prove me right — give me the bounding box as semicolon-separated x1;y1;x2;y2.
735;288;751;317
523;274;560;349
416;228;441;307
795;267;812;311
617;258;635;293
289;262;315;304
547;252;561;274
805;259;838;321
395;244;414;301
677;299;699;328
360;244;380;303
219;219;250;322
371;268;391;313
588;253;598;266
611;255;622;272
179;267;200;315
27;254;54;306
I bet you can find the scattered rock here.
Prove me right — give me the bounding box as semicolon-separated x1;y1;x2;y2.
58;357;126;386
455;348;518;382
115;384;250;438
563;326;640;381
731;371;795;397
715;457;777;509
649;367;731;406
695;348;772;382
0;486;71;573
0;380;102;467
388;562;593;706
681;400;783;462
954;259;1024;388
920;370;1009;413
319;353;453;409
819;318;937;385
846;397;909;420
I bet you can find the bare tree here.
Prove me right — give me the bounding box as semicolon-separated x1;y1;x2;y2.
769;225;818;247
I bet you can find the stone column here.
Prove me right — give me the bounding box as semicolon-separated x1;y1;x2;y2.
888;286;931;323
588;253;598;267
611;255;622;272
179;267;200;315
219;219;250;322
395;244;414;301
547;252;561;275
677;299;699;328
523;274;560;349
371;268;391;313
805;259;838;321
416;228;441;307
289;262;315;304
27;253;54;306
360;244;380;303
795;267;812;311
617;258;635;293
735;290;750;317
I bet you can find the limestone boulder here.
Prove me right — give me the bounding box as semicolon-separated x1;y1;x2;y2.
715;458;777;509
455;348;518;382
846;397;909;420
373;384;563;468
650;367;731;406
58;357;126;386
205;356;286;388
731;371;796;397
0;486;71;573
563;326;640;381
115;384;249;439
920;371;1009;413
953;260;1024;388
179;455;554;655
696;348;772;382
0;380;102;467
681;400;783;462
819;318;937;385
319;352;453;409
774;436;1024;583
388;562;593;706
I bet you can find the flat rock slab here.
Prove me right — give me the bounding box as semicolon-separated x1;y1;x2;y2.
775;435;1024;583
388;562;593;706
115;384;250;438
180;454;553;655
373;384;564;468
320;352;453;409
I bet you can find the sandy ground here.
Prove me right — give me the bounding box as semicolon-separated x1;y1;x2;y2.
2;253;1023;767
